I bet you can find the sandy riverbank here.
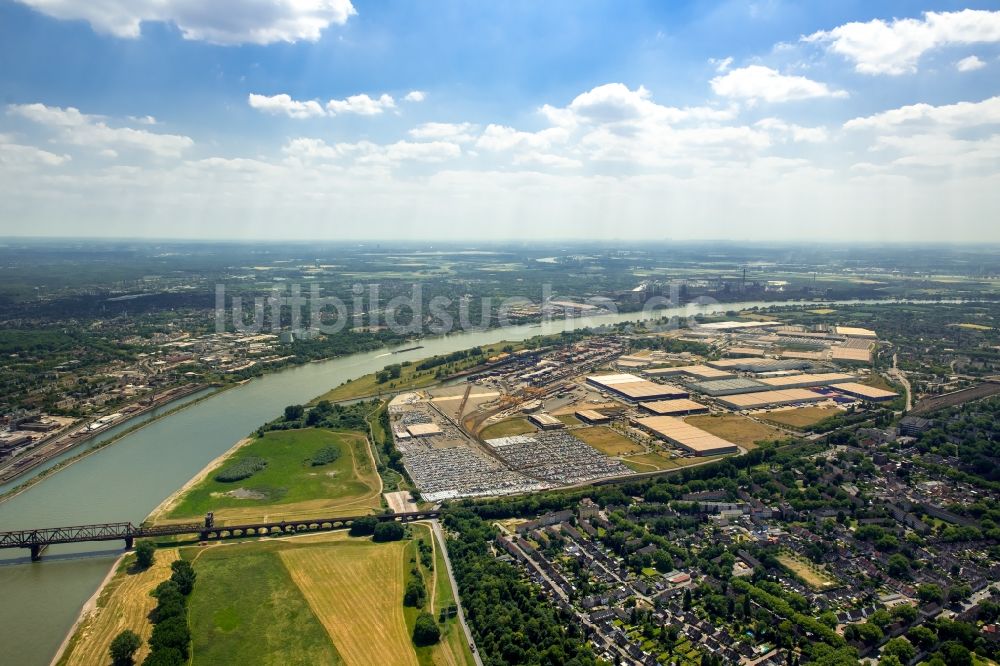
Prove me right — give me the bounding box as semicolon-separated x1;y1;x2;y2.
49;552;126;666
143;436;254;525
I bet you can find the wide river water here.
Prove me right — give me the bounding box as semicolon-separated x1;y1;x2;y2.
0;298;924;664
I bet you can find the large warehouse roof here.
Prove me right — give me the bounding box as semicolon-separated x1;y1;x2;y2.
633;416;738;456
717;389;826;410
586;374;688;401
756;372;854;389
689;377;767;396
639;399;709;415
835;326;878;339
644;365;735;380
834;382;898;401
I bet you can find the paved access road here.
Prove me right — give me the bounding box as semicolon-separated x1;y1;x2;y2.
431;519;484;666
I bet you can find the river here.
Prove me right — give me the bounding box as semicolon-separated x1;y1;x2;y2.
0;298;928;664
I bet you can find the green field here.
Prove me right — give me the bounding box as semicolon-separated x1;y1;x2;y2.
479;417;537;439
185;527;473;666
187;541;344;665
571;426;643;456
166;428;381;524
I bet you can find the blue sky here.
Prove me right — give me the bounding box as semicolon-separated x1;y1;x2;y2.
0;0;998;241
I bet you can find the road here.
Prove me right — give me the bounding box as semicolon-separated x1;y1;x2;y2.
431;519;484;666
888;352;913;411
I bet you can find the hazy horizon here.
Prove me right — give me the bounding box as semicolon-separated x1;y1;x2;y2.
1;0;999;242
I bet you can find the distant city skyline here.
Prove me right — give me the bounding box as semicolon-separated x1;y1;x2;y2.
0;0;998;242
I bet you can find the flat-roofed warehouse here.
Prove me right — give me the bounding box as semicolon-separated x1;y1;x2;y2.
756;372;855;389
707;358;813;373
717;389;827;410
835;326;878;339
833;382;898;402
586;374;689;403
632;416;739;456
407;423;443;437
529;412;565;429
639;399;710;416
831;346;872;363
689;377;766;396
644;365;736;380
575;409;611;424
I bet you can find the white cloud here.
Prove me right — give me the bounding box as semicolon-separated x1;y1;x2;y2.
475;124;567;152
326;93;395;116
248;93;325;119
7;103;193;157
283;137;459;166
956;55;986;72
541;83;735;128
844;96;1000;131
403;91;427;103
755;118;829;143
710;56;734;72
0;141;70;167
409;122;478;143
710;65;847;103
804;9;1000;75
12;0;356;45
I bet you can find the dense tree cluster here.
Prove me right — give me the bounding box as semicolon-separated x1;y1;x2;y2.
142;559;196;666
213;456;267;483
443;509;600;665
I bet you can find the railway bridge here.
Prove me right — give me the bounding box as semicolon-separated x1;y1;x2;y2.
0;510;440;561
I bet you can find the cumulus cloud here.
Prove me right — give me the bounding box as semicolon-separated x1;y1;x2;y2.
248;93;325;119
804;9;1000;75
409;122;478;143
956;55;986;72
844;96;1000;131
283;137;459;166
7;103;193;157
754;118;829;143
710;66;847;103
12;0;356;45
326;93;395;116
475;124;568;152
249;92;399;118
710;56;734;72
541;83;735;128
0;140;70;168
403;91;427;102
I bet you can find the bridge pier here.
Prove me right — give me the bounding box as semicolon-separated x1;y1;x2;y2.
124;536;134;550
30;544;43;561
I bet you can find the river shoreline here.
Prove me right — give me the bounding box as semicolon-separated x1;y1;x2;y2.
0;385;228;508
3;296;978;666
143;436;254;525
48;552;126;666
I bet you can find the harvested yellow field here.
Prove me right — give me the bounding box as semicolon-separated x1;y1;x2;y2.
280;541;418;666
59;548;179;666
684;414;788;449
761;406;840;429
572;426;643;456
954;322;992;330
809;308;836;315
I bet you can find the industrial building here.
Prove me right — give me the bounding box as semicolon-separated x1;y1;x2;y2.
529;413;565;430
586;374;689;403
707;358;813;373
407;423;443;437
831;346;872;363
717;389;827;410
644;365;736;380
835;326;878;339
632;416;739;456
833;382;898;402
755;372;855;389
575;409;610;424
689;377;767;396
639;399;710;416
